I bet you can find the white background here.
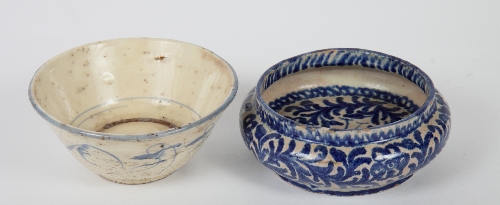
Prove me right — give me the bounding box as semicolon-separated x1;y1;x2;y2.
1;0;499;204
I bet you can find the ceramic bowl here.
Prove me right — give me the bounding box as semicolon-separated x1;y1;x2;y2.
29;38;238;184
240;48;450;196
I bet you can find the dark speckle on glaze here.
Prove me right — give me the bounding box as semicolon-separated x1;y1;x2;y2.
77;87;86;93
154;56;166;61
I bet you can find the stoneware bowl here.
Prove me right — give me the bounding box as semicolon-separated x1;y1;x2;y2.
240;48;450;196
29;38;238;184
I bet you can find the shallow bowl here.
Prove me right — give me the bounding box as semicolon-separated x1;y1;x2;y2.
239;48;450;195
29;38;238;184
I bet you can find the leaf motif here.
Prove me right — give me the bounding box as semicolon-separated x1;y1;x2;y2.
348;147;367;165
255;125;267;140
399;138;418;150
329;147;347;167
413;130;423;146
343;113;366;119
258;133;281;152
427;125;442;135
280;94;414;129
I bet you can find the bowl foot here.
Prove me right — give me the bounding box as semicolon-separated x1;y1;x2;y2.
278;174;412;196
99;171;176;185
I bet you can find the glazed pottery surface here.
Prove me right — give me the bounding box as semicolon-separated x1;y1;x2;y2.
29;38;238;184
239;49;451;196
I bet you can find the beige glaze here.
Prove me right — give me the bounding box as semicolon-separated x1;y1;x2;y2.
29;38;238;184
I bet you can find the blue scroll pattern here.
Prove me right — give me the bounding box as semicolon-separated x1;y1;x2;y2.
270;85;419;129
240;89;450;195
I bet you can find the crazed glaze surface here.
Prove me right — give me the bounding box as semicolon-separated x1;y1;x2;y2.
239;49;450;196
29;38;238;184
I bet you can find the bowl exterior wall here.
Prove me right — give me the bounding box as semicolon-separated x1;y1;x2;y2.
50;115;220;184
240;89;450;196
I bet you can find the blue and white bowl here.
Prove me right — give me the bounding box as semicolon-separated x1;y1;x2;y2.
239;48;451;196
29;38;238;184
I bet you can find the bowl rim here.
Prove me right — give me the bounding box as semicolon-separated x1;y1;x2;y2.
29;37;238;141
254;48;435;140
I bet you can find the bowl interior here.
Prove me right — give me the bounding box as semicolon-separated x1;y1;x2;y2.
30;38;236;134
262;66;427;130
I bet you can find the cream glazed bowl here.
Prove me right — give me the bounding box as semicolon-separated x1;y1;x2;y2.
29;38;238;184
